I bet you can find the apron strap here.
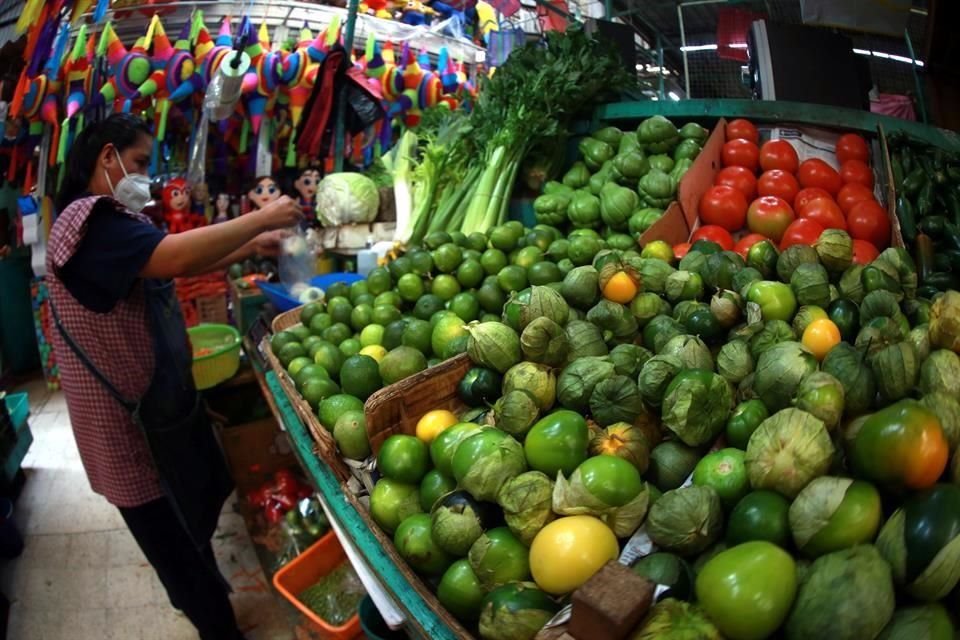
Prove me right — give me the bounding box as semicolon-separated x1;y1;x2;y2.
49;299;138;412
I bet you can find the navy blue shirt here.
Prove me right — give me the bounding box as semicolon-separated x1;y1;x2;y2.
59;199;166;313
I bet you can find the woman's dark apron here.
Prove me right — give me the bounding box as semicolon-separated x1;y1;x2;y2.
53;277;234;557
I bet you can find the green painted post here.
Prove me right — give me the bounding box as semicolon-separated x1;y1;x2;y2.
904;28;929;125
334;0;361;172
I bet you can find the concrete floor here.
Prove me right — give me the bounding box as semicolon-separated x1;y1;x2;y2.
1;378;299;640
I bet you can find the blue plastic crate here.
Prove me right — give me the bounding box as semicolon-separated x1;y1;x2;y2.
258;273;366;313
3;392;28;429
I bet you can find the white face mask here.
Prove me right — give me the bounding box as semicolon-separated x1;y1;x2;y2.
105;149;152;213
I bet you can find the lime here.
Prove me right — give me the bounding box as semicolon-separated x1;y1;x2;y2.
424;231;453;250
432;244;463;274
513;246;544;269
353;293;375;307
301;377;341;409
449;293;480;323
312;341;344;378
301;334;324;352
402;318;433;356
287;356;313;377
450;231;467;247
349;303;373;332
380;346;429;384
497;265;529;293
414;294;446;321
339;338;362;358
308;313;333;336
334;410;371;460
466;232;488;252
547;239;570;261
290;325;311;342
489;226;519;252
726;490;792;548
456;259;485;289
430;310;458;329
366;267;393;295
349;280;369;303
378;435;430;484
527;261;562;286
476;283;507;314
327;296;354;325
388;256;413;280
383;319;410;350
432;275;461;302
480;249;508;275
462;249;482;263
294;364;330;390
299;302;325;327
557;258;575;277
317;393;366;431
360;345;387;362
360;324;385;347
321;322;352;346
692;448;749;509
372;305;403;326
324;282;349;299
270;330;300;354
432;315;468;359
397;273;425;302
409;250;435;276
374;291;403;308
277;342;307;368
568;236;602;266
504;221;524;236
340;354;383;400
481;313;501;323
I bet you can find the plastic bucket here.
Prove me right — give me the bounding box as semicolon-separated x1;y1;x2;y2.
358;596;408;640
0;498;24;558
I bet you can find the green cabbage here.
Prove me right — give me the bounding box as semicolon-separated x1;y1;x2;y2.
316;172;380;225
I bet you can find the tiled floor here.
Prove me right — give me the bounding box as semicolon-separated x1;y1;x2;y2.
2;378;296;639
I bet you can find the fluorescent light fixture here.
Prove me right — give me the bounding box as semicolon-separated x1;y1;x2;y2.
668;91;680;101
729;43;749;49
680;44;718;52
871;50;891;59
853;48;871;55
635;63;643;70
651;95;659;101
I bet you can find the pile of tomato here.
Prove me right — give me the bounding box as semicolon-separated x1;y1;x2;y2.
678;119;892;264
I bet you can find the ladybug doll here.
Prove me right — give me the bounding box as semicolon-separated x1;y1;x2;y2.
162;177;194;234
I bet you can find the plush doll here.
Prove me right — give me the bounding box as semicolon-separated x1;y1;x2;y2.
400;0;438;26
162;177;193;233
247;175;281;211
213;192;233;223
360;0;394;19
293;167;321;228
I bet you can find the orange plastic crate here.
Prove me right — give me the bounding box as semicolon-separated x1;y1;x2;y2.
272;532;364;639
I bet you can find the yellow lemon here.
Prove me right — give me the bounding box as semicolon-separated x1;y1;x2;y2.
359;345;387;363
415;409;458;444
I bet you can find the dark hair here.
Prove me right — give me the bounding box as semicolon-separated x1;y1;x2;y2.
56;113;153;212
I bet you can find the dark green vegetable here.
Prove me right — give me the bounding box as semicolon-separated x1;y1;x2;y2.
299;563;367;625
902;167;926;197
897;196;917;244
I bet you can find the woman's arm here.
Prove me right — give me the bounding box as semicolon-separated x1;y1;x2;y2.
141;197;301;279
188;230;289;275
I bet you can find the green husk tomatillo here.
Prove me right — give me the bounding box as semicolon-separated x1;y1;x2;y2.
745;408;834;498
822;342;876;417
665;271;705;303
908;324;931;362
860;290;902;326
493;390;541;438
647;486;723;556
747;240;779;279
497;472;556;546
565;320;609;361
929;290;960;352
552;457;649;537
749;320;796;360
659;335;713;371
661;369;733;447
630;292;670;328
520;317;569;368
503;362;557;412
710;290;743;329
792;305;828;336
478;582;558;640
557;356;617;412
636;258;676;295
609;343;653;379
815;229;853;275
839;264;866;304
794;371;846;431
753;342;819;412
644;315;685;353
453;431;527;502
589;375;645;427
777;244;820;282
589;421;651;473
704;252;745;291
561;266;600;310
716;340;755;385
788;476;882;557
633;599;721;640
876;604;957;640
637;355;684;408
791;263;832;308
919;349;960;396
869;341;919;403
467;322;522;373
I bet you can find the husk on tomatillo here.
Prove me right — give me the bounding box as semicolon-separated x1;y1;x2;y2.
777;244;820;282
589;375;645;427
659;334;713;371
919;391;960;451
930;290;960;353
919;349;960;396
710;290;742;329
637;355;683;408
503;362;556;412
661;371;733;447
493;390;541;438
458;435;528;502
467;322;522;373
753;341;818;412
716;340;754;385
646;486;723;556
869;341;919;403
791;263;832;308
794;371;846;431
552;465;650;537
497;471;556;546
565;320;609;361
608;343;653;379
815;229;853;274
557;356;616;412
822;342;877;417
589;422;651;473
520;317;569;368
744;408;834;498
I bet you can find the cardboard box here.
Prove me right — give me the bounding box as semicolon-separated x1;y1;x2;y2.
216;416;298;493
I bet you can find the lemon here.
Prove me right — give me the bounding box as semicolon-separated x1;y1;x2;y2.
415;409;459;444
360;345;388;363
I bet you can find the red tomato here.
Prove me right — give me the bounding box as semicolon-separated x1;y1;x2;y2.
700;185;748;231
798;197;847;230
734;233;769;259
794;187;832;213
747;196;796;243
715;166;758;200
836;133;870;165
759;139;800;173
673;242;692;260
781;219;826;250
840;159;875;189
722;139;760;172
847;199;891;250
757;169;800;204
798;158;843;195
852;238;880;265
726;119;759;144
837;183;876;215
691;225;735;252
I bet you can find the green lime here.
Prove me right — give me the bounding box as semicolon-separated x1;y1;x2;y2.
327;296;353;325
432;315;468;359
402;318;433;356
414;294;446;321
300;377;341;409
277;342;307;368
321;322;352;346
504;221;524;236
480;249;508;276
353;293;375;308
290;325;311;342
374;291;403;308
383;319;410;350
462;249;482;263
349;280;369;303
334;410;371;460
308;313;333;336
450;231;467;247
378;435;430;484
420;470;457;512
449;293;480;323
489;226;519;252
476;283;507;314
424;231;453;250
360;324;385;347
270;330;300;354
379;346;429;384
301;335;324;352
372;305;403;326
325;282;350;299
525;229;553;252
312;341;344;378
432;243;464;274
527;261;562;286
366;267;393;295
397;273;425;302
340;355;383;400
547;239;570;261
692;448;749;509
409;250;435;276
466;232;488;253
339;338;362;358
456;259;485;289
726;490;792;548
287;356;313;377
432;275;461;302
295;364;330;391
430;310;458;329
350;303;374;332
317;393;365;431
388;256;413;281
513;246;543;269
299;302;325;327
497;265;529;293
481;313;500;323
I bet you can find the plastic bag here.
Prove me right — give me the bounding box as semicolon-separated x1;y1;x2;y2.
280;226;318;300
299;563;366;626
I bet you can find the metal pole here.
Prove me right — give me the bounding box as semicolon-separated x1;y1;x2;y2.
904;28;928;125
605;0;613;21
678;3;690;97
657;33;665;101
333;0;360;172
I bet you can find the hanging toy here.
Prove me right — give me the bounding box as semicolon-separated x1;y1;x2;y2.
97;21;152;112
162;177;193;233
59;25;95;163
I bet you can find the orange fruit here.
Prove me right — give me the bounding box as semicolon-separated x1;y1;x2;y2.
602;271;639;304
802;318;841;360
